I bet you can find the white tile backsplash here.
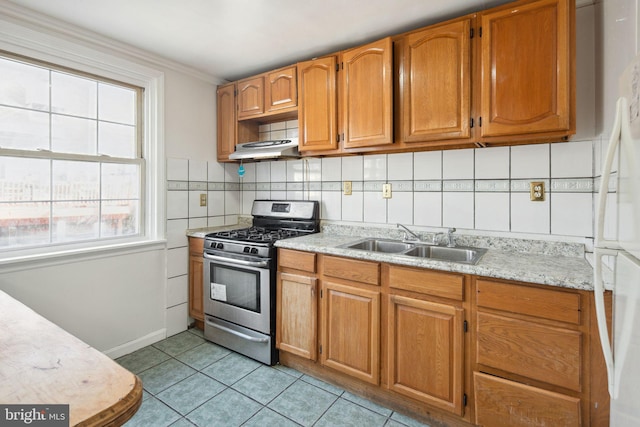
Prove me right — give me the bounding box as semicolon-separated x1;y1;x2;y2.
322;157;342;181
511;144;550;178
551;140;593;178
475;146;510;179
167;158;188;181
167;247;188;278
342;156;364;181
475;193;510;231
189;159;208;182
167;275;188;308
364;154;387;181
167;190;188;219
342;192;364;222
256;162;271;182
414;151;442;180
388;153;413;180
388;192;413;224
443;149;474;180
551;193;593;237
363;192;387;223
511;192;550;234
271;161;287;182
442;192;474;229
413;192;441;227
166;218;189;249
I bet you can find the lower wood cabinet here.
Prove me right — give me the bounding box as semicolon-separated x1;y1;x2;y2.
388;294;465;415
474;372;581;427
320;281;380;385
188;237;204;326
276;272;318;361
275;250;606;426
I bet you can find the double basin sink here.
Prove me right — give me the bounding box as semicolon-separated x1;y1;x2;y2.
340;238;487;265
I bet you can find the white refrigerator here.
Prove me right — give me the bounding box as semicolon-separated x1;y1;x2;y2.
594;54;640;426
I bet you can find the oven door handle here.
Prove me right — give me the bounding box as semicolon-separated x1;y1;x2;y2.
206;318;270;343
203;252;269;268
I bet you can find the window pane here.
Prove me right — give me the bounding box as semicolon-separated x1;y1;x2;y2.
0;57;49;111
0;202;50;247
51;71;97;119
99;83;136;125
98;122;136;158
101;200;139;237
52;200;99;242
0;106;49;150
102;163;139;199
0;157;50;201
51;115;97;155
52;160;99;201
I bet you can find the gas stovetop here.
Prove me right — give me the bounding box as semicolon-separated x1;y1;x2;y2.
207;226;313;245
203;200;320;258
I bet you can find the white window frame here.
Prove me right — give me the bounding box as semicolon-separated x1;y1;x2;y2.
0;6;166;269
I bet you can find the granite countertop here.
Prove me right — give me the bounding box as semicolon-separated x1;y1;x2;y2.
274;232;594;291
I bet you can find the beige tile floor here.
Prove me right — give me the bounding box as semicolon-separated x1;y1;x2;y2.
117;328;430;427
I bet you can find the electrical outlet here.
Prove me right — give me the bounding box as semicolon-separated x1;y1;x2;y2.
382;183;392;199
200;193;207;207
343;181;352;195
530;182;545;201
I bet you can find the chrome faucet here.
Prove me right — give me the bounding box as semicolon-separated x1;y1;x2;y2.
445;228;456;247
435;227;457;247
397;223;420;242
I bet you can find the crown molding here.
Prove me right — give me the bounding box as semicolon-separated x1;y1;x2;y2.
0;0;223;85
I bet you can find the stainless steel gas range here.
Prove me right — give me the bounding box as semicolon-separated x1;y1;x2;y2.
202;200;320;365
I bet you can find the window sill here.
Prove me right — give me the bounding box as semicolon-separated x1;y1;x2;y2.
0;239;167;273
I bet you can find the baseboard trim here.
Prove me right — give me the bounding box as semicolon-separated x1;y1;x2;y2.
103;329;167;359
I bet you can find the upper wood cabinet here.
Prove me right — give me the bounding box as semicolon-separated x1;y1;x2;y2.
266;66;297;113
398;18;471;144
341;37;394;149
477;0;574;140
237;76;265;119
297;56;339;152
298;37;393;154
216;82;237;162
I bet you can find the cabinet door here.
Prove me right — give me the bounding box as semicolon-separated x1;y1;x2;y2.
388;295;465;415
341;37;393;148
400;19;471;143
266;66;297;112
188;238;204;322
478;0;573;138
297;56;338;151
237;75;265;119
277;272;318;361
216;83;237;161
321;281;380;384
474;372;581;427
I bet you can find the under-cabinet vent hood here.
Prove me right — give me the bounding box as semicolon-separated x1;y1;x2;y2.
229;138;299;160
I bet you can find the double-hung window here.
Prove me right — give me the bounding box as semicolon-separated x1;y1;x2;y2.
0;52;144;252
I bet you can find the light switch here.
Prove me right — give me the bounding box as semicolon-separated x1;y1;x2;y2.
200;193;207;207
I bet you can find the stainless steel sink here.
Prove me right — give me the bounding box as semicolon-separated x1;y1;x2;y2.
403;245;487;264
344;238;414;253
341;238;487;265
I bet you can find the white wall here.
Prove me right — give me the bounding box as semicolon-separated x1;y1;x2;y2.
0;2;220;357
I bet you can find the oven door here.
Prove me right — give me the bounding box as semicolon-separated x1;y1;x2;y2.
203;252;272;334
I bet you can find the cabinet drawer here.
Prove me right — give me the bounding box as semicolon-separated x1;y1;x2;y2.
474;372;581;427
388;265;464;300
476;311;581;391
323;256;380;286
476;279;581;324
278;249;316;273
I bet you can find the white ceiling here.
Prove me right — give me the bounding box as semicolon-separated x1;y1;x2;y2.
9;0;517;81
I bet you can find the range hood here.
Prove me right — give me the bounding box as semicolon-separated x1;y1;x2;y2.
229;138;300;160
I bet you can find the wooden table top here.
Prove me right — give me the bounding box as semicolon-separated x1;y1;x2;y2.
0;290;142;426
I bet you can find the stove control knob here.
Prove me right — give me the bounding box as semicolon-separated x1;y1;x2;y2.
250;248;259;254
243;247;250;253
216;243;224;249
